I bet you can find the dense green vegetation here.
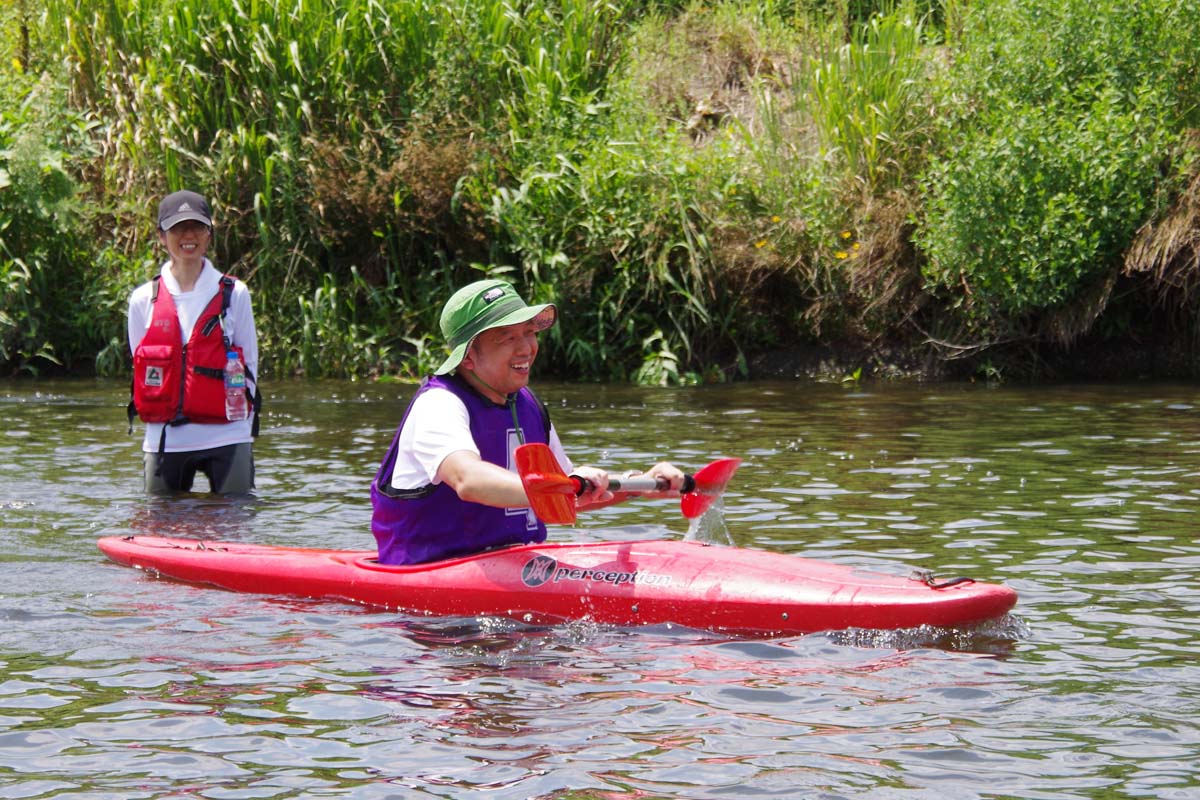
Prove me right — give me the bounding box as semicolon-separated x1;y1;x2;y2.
2;0;1198;382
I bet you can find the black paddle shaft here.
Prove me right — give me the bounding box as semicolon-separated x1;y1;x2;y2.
571;473;697;496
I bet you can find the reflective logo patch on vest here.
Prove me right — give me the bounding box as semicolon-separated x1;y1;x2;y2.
145;365;164;387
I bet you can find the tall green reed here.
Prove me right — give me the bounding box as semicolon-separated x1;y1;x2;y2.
806;1;930;194
292;268;397;377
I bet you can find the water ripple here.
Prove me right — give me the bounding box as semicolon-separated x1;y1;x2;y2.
1;379;1199;798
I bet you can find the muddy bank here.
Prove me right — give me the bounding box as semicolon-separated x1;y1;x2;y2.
747;335;1200;383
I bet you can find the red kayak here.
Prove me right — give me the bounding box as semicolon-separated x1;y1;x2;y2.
97;535;1017;636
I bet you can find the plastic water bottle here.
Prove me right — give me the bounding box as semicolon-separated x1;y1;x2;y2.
223;350;249;421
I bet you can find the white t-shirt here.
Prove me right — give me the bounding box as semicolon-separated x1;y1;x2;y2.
388;386;573;490
127;260;259;452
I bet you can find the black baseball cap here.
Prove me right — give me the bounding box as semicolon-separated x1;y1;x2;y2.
157;190;213;231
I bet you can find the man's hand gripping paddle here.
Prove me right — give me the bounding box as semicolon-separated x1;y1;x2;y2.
515;443;742;525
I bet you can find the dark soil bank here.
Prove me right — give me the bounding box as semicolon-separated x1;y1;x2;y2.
748;334;1200;383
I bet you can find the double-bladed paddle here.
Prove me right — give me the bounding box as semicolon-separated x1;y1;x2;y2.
515;442;742;525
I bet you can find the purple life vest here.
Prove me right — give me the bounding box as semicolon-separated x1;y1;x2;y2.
370;374;550;565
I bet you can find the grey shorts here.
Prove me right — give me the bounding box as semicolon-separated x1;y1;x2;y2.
144;442;255;494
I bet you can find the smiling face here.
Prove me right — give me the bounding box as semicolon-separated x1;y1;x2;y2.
459;319;542;403
158;220;211;271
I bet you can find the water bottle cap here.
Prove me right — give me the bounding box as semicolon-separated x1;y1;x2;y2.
227;350;238;358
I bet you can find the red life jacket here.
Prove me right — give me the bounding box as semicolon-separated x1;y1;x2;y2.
130;274;245;425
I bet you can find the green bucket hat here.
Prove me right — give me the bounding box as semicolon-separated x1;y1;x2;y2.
434;279;557;375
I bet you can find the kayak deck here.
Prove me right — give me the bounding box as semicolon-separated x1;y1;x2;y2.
97;535;1018;636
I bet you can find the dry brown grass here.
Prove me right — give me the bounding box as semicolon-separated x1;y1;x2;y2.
628;7;798;145
1037;270;1117;346
1124;137;1200;318
843;190;926;339
305;126;492;280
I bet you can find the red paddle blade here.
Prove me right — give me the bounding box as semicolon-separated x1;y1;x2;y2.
518;444;742;523
515;443;578;525
681;457;742;519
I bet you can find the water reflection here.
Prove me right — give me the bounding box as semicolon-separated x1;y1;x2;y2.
126;494;261;542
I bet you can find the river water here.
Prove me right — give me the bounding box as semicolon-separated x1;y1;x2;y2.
1;378;1197;799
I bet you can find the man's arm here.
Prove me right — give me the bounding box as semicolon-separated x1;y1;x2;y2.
438;451;618;510
436;449;537;508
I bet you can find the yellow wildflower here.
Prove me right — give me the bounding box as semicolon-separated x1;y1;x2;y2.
840;230;852;239
835;251;849;259
755;240;768;249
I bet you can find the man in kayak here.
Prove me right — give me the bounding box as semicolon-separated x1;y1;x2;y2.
370;278;684;565
127;190;261;494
